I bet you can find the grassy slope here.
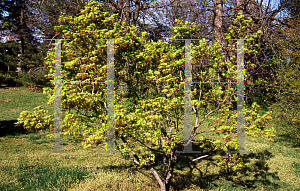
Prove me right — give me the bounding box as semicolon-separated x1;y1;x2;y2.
0;86;300;191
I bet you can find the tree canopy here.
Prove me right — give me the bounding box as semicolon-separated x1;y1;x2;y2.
15;1;277;190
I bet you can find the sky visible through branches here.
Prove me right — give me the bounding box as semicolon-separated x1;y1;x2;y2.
0;0;286;44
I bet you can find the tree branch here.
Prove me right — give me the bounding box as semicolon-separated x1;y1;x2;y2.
115;130;141;165
178;154;209;162
186;110;214;146
122;132;165;154
146;163;165;189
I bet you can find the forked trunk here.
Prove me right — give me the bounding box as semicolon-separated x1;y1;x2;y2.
148;164;173;191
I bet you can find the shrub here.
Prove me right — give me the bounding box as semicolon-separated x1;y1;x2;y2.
15;106;54;132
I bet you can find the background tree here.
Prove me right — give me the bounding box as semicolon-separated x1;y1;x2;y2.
0;0;97;86
219;0;299;109
0;0;37;72
24;0;90;47
268;13;300;146
280;0;300;19
0;0;48;88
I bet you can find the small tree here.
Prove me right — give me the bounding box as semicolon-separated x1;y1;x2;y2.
15;2;276;190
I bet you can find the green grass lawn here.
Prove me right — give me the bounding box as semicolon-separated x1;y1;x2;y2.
1;85;300;190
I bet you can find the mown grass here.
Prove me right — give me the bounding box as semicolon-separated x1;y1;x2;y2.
1;85;300;190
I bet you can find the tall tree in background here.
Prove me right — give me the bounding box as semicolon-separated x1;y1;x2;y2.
222;0;299;108
19;0;91;75
280;0;300;19
268;14;300;146
93;0;169;42
213;0;223;45
273;0;300;111
24;0;90;47
0;0;43;76
96;0;215;43
138;0;214;43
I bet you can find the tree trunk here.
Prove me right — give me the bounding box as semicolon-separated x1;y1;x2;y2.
117;0;131;26
213;0;224;104
18;6;25;73
148;164;173;191
236;0;244;16
213;0;224;45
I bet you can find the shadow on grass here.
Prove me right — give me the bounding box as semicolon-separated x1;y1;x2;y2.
0;120;30;137
278;131;300;147
126;142;290;191
0;124;293;190
189;149;289;190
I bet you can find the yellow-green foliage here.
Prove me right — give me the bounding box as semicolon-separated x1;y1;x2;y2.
14;1;276;190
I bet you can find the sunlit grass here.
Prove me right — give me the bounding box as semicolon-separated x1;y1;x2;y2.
1;86;300;190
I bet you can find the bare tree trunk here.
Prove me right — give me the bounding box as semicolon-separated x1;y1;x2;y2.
17;53;22;73
18;6;25;73
236;0;244;16
213;0;224;104
213;0;224;45
148;163;173;191
117;0;131;26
